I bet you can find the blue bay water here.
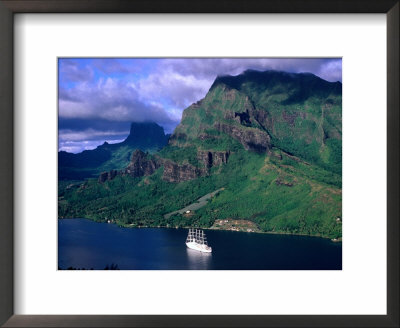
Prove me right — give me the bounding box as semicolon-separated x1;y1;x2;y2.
58;218;342;270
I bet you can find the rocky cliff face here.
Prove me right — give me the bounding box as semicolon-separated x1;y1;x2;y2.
197;150;230;168
214;122;271;153
123;149;159;177
157;150;230;183
98;169;118;183
98;150;159;182
161;160;206;183
98;149;231;183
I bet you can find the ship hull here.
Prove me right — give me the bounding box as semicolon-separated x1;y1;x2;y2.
186;242;212;253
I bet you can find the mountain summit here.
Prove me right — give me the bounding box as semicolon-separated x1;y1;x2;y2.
123;122;169;148
170;69;341;173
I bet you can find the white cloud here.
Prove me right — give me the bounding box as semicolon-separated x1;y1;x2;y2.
59;77;179;125
133;69;212;109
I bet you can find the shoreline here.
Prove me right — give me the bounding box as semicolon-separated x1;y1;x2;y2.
58;217;342;242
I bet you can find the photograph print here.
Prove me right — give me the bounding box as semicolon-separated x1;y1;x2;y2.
58;58;342;270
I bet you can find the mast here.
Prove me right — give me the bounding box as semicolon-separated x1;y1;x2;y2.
187;228;195;243
187;228;209;245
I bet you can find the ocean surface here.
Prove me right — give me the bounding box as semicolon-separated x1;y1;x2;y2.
58;218;342;270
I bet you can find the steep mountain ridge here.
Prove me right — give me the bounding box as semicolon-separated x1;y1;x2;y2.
169;69;341;173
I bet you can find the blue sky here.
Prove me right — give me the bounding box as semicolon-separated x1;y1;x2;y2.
58;58;342;153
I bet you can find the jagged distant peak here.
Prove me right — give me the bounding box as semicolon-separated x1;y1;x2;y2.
124;121;167;144
130;121;163;128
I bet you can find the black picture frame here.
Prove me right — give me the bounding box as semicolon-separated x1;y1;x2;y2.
0;1;398;327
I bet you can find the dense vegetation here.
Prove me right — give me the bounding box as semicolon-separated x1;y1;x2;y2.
59;147;342;238
59;70;342;239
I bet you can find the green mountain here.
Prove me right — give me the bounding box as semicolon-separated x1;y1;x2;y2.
59;70;342;239
170;70;341;172
58;122;169;180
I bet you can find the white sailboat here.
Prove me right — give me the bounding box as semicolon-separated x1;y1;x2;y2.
186;228;212;253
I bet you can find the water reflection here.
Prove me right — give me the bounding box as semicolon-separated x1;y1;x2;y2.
186;248;212;270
